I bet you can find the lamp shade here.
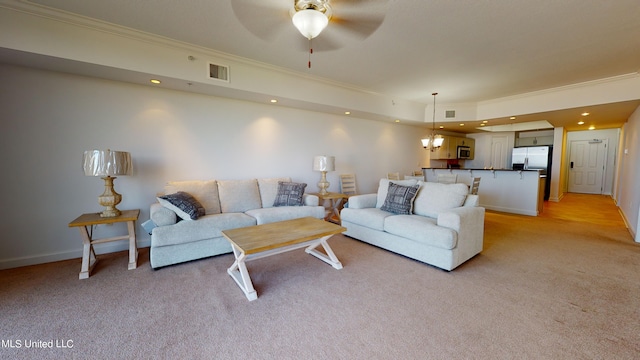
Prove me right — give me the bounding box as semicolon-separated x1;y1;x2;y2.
292;9;329;39
83;150;132;177
313;155;335;172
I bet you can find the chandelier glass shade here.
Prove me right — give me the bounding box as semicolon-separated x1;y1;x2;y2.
292;9;329;39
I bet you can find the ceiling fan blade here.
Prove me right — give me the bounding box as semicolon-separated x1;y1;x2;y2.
330;14;386;39
329;0;389;39
230;0;291;42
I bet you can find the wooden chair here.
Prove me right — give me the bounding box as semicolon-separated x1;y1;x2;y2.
340;174;357;196
387;172;401;180
437;173;457;184
470;177;481;195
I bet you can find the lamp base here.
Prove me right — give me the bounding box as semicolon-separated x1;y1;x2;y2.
98;176;122;218
317;171;330;196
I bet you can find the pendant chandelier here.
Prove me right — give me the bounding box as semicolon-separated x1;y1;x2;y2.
421;92;444;152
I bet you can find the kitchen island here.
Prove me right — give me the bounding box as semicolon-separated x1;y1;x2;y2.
422;168;545;216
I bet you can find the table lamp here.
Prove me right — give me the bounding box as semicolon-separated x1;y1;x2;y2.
313;155;335;195
82;149;133;217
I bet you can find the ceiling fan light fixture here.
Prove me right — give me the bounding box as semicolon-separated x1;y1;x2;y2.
292;9;329;39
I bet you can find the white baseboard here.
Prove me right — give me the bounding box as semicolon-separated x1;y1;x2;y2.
0;239;150;270
481;204;538;216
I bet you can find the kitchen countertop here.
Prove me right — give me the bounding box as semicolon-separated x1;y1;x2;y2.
421;167;545;216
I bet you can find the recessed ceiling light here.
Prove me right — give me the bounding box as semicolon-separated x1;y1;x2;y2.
578;121;585;125
150;79;161;84
345;111;351;115
588;125;595;130
510;116;516;120
459;123;464;126
480;123;486;127
482;120;488;123
270;99;278;103
581;112;590;116
394;119;400;123
439;125;444;129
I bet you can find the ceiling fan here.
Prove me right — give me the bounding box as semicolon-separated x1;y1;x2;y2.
231;0;388;67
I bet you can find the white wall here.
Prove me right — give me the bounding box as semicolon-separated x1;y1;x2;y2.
0;64;426;269
618;106;640;240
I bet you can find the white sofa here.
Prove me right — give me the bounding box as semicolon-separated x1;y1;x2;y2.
149;178;325;269
340;179;485;271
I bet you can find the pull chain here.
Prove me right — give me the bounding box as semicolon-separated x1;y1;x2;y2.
308;39;313;68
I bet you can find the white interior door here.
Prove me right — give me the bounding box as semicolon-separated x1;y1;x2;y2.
568;139;607;194
490;135;508;169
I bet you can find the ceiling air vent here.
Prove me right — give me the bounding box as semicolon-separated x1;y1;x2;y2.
208;63;229;82
445;110;456;118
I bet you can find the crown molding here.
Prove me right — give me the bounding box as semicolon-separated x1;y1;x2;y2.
479;72;640;106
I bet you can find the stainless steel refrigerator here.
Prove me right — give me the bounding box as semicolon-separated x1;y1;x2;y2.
512;146;552;199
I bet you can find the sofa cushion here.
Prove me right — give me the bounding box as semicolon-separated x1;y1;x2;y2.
340;207;393;231
413;182;469;218
273;181;307;206
376;178;419;208
164;180;221;215
157;192;205;220
257;177;291;208
380;182;419;215
217;179;262;213
246;206;325;225
151;213;257;247
384;215;458;250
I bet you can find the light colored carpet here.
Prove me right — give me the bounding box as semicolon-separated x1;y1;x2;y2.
1;194;639;359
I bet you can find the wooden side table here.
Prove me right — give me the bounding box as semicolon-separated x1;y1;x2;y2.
311;192;348;224
68;209;140;279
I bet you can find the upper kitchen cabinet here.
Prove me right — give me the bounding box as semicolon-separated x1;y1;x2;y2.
515;130;554;147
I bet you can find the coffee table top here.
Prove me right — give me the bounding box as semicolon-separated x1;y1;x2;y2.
222;217;346;255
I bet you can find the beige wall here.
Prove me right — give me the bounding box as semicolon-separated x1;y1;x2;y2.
0;64;426;268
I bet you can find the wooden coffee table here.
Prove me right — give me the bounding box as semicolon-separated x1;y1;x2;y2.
222;217;346;301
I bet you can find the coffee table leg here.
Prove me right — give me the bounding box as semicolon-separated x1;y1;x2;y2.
227;245;258;301
305;235;343;270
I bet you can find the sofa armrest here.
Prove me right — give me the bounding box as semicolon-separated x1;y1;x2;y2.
437;206;484;232
437;206;485;262
303;193;319;206
150;202;178;226
346;193;377;209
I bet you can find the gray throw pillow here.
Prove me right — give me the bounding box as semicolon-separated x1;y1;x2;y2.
273;181;307;207
157;191;206;220
380;182;419;215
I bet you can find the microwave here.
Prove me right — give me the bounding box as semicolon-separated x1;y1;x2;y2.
457;146;471;159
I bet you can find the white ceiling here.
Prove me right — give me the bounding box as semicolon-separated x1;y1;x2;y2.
11;0;640;132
